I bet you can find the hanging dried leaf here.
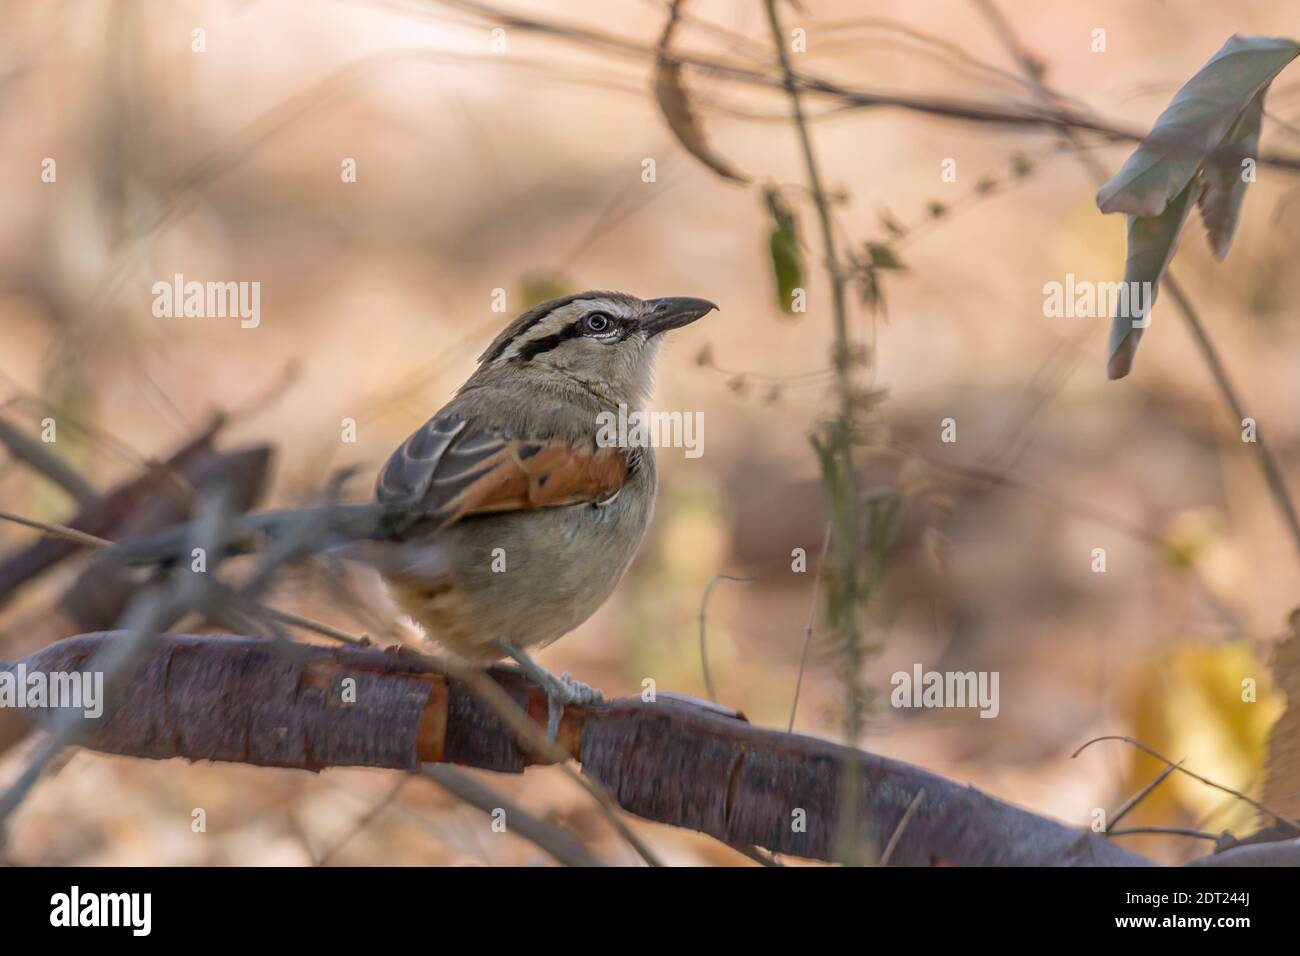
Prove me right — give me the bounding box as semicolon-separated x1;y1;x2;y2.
1097;35;1298;219
652;1;747;184
654;58;750;184
1197;90;1265;260
1106;177;1197;379
1096;34;1299;378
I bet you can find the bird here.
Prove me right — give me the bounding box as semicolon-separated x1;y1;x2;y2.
109;291;717;738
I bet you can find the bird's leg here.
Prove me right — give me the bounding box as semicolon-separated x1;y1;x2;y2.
492;641;603;743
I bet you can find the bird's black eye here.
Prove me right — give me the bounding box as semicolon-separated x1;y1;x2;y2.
583;312;612;334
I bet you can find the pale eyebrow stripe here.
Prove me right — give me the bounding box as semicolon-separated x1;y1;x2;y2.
502;298;623;359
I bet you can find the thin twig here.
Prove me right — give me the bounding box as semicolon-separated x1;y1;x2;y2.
727;842;784;866
880;787;925;866
254;604;370;647
763;0;868;867
432;0;1300;172
1189;838;1300;866
0;418;98;506
0;511;114;550
697;573;753;703
419;765;607;867
316;778;410;865
442;659;666;867
788;521;831;731
888;443;1164;546
226;360;304;428
1106;827;1220;841
1163;275;1300;563
1107;762;1181;832
1072;735;1300;834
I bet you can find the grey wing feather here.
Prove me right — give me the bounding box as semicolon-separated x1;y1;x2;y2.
375;414;538;535
375;413;626;538
374;414;467;516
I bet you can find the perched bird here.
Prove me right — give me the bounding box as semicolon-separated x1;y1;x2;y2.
110;291;717;737
372;290;716;731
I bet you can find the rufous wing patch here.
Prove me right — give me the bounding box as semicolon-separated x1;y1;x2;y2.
434;441;628;527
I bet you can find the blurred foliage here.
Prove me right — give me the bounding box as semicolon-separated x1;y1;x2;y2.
621;477;732;696
1160;508;1224;571
517;273;576;310
1121;642;1282;845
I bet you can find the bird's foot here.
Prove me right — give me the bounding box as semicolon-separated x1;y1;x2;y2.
493;643;603;744
535;670;603;743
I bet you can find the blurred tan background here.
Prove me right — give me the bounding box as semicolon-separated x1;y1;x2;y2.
2;0;1300;865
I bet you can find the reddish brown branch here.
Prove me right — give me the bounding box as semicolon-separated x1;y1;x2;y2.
3;632;1150;866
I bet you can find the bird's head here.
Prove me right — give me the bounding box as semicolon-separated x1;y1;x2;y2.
465;291;717;406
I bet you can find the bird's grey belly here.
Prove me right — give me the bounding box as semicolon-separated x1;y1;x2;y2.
397;483;653;659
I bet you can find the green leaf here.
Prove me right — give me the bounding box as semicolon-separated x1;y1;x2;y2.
1097;35;1298;218
1197;90;1264;260
518;273;576;309
1106;178;1198;380
866;242;906;271
764;188;804;313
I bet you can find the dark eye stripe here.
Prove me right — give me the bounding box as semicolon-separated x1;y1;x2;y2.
514;325;580;361
513;313;628;361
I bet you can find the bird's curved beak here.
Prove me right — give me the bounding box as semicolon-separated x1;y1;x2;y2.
642;296;718;337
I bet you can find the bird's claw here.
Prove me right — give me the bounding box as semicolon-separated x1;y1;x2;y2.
559;672;603;706
542;672;604;743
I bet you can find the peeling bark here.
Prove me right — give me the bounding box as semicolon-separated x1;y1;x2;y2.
2;632;1151;866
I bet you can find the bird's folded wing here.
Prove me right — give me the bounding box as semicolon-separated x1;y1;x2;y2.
374;414;628;535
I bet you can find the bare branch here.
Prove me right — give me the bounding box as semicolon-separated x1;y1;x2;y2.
0;417;98;506
3;632;1152;866
418;766;607;867
1073;735;1300;835
1188;837;1300;867
697;573;753;703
